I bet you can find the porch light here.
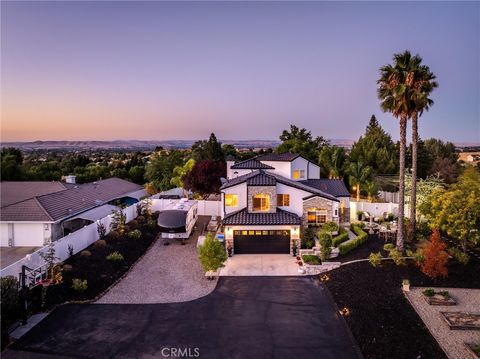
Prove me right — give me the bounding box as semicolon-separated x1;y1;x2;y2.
339;307;350;316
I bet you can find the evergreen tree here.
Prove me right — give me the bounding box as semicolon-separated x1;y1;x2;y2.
277;125;329;162
349;115;398;175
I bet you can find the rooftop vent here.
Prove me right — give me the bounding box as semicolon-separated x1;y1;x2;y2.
65;175;76;184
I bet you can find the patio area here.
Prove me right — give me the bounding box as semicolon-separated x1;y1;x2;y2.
219;254;301;276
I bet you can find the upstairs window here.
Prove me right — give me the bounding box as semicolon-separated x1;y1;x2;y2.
293;169;305;179
225;194;238;207
252;194;270;211
307;209;327;225
277;194;290;207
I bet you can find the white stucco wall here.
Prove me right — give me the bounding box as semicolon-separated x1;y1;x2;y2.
221;182;247;217
262;161;291;178
275;183;312;217
307;162;321;179
290;157;309;180
226;162;253;179
0;222;49;247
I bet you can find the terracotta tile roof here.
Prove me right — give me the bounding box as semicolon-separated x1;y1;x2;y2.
223;208;301;225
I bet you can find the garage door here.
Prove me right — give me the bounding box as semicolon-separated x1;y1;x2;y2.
233;230;290;254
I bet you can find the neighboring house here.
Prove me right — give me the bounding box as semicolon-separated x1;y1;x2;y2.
0;177;147;247
221;153;350;254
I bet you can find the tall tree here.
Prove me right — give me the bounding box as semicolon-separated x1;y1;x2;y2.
145;150;184;192
0;148;24;180
183;160;226;195
277;125;329;162
349;115;398;175
407;55;438;235
378;51;417;251
192;133;225;162
318;145;347;179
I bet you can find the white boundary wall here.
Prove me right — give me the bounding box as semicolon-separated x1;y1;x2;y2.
1;198;222;280
350;201;400;220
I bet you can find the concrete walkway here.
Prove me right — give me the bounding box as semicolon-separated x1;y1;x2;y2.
219;254;301;276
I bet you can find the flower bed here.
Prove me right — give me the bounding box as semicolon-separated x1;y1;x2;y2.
30;214;160;310
422;288;456;306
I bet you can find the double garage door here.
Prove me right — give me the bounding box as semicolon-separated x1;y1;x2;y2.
233;230;291;254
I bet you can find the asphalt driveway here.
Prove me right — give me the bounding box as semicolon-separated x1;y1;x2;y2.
7;277;361;359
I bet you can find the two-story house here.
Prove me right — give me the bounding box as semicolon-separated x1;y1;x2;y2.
221;153;350;254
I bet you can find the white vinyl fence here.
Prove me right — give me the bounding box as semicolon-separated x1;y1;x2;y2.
1;198;222;281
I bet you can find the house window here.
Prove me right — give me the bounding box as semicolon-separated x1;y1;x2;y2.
293;169;305;179
307;209;327;225
277;194;290;207
225;194;238;207
252;194;270;211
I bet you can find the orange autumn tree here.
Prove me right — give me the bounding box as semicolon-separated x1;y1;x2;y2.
420;229;448;279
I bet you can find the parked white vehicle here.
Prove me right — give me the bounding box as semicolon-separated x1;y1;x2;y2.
157;199;198;240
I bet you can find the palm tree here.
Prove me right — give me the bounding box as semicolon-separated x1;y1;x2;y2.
319;146;346;179
408;62;438;235
347;162;372;201
377;51;417;251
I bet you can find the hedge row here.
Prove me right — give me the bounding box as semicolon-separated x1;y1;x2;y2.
338;224;368;256
332;228;349;247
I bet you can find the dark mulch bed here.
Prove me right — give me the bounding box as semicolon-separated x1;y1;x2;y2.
336;234;387;263
324;258;480;359
28;217;160;310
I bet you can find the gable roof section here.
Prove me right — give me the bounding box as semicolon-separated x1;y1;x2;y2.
223;207;301;225
255;153;300;162
230;158;274;170
299;179;350;197
0;178;144;222
0;181;68;208
37;178;143;221
220;170;338;202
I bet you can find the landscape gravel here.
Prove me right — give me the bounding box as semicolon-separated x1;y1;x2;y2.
97;216;217;303
406;287;480;359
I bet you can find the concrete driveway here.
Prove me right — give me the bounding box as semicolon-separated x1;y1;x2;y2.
7;277;361;359
219;254;301;276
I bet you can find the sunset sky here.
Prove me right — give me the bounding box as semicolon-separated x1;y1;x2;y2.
1;1;479;143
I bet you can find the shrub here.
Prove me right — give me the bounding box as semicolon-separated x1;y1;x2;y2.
1;276;20;348
413;248;424;265
438;290;450;299
321;221;339;233
332;228;349;247
71;278;88;293
62;264;73;272
389;249;406;266
110;209;127;234
405;249;414;257
127;220;139;229
147;219;157;230
420;230;449;279
368;252;383;267
96;221;107;239
383;243;395;252
198;233;227;275
107;230;120;241
447;247;470;265
128;229;142;240
302;255;321;265
136;215;145;223
339;225;368;255
301;227;316;249
80;250;91;257
423;288;435;297
106;251;124;262
318;232;333;261
94;239;107;248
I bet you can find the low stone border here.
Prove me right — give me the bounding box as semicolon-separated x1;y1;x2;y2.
442;312;480;331
465;343;480;359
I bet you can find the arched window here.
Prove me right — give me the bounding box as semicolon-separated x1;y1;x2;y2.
252;194;270;211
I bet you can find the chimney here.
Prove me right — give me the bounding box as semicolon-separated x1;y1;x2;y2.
65;175;76;184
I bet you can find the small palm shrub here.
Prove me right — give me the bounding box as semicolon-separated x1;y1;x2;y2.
71;278;88;293
368;252;383;267
383;243;395;252
389;249;406;266
106;251;124;262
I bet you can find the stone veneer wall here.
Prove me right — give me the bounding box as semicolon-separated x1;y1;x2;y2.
302;196;335;227
247;186;277;213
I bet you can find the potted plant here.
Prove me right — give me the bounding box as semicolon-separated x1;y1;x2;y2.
402;279;410;292
292;241;298;257
226;243;233;257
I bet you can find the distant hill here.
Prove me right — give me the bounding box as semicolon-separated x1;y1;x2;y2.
0;139;355;151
